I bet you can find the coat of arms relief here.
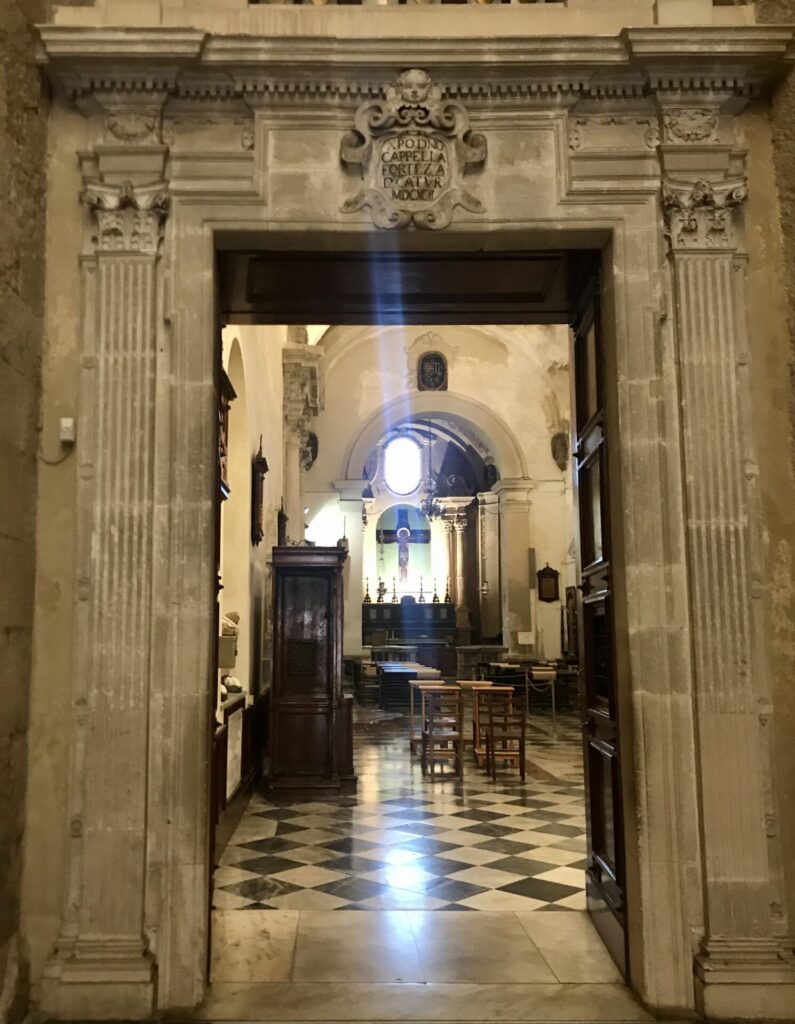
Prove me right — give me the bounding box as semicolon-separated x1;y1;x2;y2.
340;69;487;230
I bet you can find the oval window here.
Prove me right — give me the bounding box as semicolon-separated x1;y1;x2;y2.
384;437;422;496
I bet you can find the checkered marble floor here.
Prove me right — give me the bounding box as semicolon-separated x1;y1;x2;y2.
214;711;587;913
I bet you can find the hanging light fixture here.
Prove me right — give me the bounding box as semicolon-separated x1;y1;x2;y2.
419;418;443;521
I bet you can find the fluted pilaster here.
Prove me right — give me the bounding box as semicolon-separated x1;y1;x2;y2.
665;177;795;1016
42;180;168;1019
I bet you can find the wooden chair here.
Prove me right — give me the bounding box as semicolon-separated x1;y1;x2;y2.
485;688;528;781
421;685;464;779
356;661;379;706
473;685;513;768
409;681;443;755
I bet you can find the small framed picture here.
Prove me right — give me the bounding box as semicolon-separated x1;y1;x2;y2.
537;563;560;603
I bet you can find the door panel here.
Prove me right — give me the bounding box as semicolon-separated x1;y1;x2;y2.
572;272;627;977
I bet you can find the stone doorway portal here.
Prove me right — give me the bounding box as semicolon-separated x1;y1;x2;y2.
32;21;795;1020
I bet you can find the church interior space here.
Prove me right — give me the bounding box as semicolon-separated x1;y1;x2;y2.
205;293;633;1016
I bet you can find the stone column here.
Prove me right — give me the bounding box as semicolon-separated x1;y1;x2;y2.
429;515;451;602
282;414;308;543
452;517;470;632
477;492;501;639
361;499;377;604
443;516;456;603
42;181;169;1018
493;480;533;655
442;499;472;634
664;177;795;1017
282;345;321;544
334;479;367;656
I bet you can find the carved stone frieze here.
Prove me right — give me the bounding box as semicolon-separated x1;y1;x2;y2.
105;108;161;145
81;180;169;255
662;178;747;252
340;68;487;230
662;107;720;145
160;115;255;150
567;114;660;152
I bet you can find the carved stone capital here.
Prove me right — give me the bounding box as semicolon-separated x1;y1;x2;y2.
662;177;747;253
81;180;169;255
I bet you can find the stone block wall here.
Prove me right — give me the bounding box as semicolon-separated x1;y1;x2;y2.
758;0;795;467
751;0;795;961
0;0;48;1019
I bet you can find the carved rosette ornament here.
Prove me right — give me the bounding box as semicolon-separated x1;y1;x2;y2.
662;178;747;252
662;107;719;145
340;68;487;230
81;180;169;255
105;108;161;145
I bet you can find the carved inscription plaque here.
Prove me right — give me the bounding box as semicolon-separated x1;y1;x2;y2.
341;69;486;230
379;133;449;204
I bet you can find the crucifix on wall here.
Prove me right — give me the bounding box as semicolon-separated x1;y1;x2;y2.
376;507;430;582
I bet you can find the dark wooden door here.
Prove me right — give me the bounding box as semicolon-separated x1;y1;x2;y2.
572;275;627;976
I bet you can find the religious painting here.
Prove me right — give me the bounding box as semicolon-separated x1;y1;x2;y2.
418;350;448;391
537;563;560;603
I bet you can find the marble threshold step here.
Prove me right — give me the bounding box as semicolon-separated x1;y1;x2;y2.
198;981;656;1022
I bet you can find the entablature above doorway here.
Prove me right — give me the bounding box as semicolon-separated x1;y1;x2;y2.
36;23;795;225
37;25;795;113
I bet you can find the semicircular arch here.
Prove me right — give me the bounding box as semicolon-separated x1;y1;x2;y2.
343;391;528;482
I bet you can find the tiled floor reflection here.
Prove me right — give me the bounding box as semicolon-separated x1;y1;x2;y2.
204;714;648;1022
214;710;586;912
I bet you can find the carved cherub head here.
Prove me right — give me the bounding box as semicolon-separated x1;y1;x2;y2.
398;69;433;104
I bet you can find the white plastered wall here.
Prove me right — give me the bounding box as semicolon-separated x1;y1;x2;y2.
220;326;287;696
304;324;574;656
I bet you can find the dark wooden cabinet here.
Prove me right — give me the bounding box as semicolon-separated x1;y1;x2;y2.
269;546;356;798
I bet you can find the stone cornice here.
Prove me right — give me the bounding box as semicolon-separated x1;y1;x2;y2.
37;25;795;107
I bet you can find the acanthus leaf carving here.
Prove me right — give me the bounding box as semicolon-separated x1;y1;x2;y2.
82;180;170;255
662;178;747;252
340;68;486;230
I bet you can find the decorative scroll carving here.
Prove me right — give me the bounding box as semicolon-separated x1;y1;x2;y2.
105;108;161;144
662;107;719;145
662;178;747;252
301;431;318;471
82;180;169;254
340;68;487;230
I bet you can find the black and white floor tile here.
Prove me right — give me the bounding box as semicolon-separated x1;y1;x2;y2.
214;711;587;913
